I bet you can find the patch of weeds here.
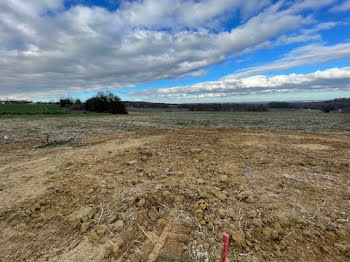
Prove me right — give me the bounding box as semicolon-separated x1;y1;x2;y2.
35;139;87;149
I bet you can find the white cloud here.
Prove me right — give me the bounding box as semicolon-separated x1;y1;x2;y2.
128;67;350;100
224;42;350;79
0;0;343;99
330;0;350;12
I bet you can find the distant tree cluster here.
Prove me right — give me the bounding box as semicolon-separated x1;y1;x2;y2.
59;92;127;114
177;103;268;112
85;92;127;114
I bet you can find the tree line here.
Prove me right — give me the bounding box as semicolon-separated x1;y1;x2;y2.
59;92;128;114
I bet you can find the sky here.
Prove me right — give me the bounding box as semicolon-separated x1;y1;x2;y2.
1;0;350;103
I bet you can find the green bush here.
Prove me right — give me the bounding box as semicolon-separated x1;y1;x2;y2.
85;92;127;114
59;98;74;107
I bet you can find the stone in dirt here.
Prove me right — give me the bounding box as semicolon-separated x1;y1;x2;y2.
197;178;205;184
325;231;336;244
216;208;226;218
262;228;271;240
113;238;124;255
213;191;226;201
137;198;146;207
237;191;253;200
232;230;246;247
113;220;124;232
148;206;159;221
335;229;347;240
127;196;136;206
87;188;94;194
252;218;263;227
80;222;90;233
196;199;209;210
207;222;214;231
219;175;228;182
246;196;256;203
195;209;204;220
67;206;95;223
277;215;290;228
96;224;108;236
247;210;257;218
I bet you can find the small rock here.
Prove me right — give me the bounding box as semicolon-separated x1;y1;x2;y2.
96;224;108;236
127;196;136;206
237;191;252;200
67;206;95;223
195;177;205;184
113;238;124;254
195;209;204;219
208;238;215;245
252;218;263;227
204;215;211;223
148;207;159;221
81;222;90;233
274;222;283;233
262;228;271;240
219;175;228;182
232;230;246;247
280;240;287;250
196;199;209;210
108;216;118;224
278;215;290;228
335;229;347;240
216;208;226;218
137;198;146;207
325;231;336;244
271;230;279;240
213;191;226;201
162;190;170;196
154;184;162;191
127;160;137;165
335;243;347;255
246;210;257;218
246;196;256;203
246;240;253;247
87;188;94;194
113;220;124;232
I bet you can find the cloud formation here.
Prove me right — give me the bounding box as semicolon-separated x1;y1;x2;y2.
224;41;350;78
128;67;350;101
330;0;350;12
0;0;339;99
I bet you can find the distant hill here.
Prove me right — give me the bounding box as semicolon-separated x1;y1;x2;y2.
125;98;350;113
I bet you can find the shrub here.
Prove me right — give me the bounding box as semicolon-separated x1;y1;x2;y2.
59;98;74;107
85;92;127;114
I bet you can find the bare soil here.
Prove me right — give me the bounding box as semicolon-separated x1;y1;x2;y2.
0;127;350;261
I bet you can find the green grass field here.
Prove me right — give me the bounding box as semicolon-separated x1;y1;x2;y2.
0;104;114;118
0;104;68;115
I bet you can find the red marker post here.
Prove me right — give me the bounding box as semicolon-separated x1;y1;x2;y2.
220;233;229;262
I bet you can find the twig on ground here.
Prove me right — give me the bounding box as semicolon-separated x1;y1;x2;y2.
137;224;155;244
98;207;104;224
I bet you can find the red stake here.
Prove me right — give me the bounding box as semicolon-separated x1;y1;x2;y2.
220;233;229;262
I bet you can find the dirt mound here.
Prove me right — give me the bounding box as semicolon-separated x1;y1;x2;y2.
0;128;349;261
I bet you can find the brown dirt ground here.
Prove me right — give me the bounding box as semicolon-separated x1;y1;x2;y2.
0;127;350;262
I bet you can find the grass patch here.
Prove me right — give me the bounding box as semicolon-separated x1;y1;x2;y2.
0;104;68;115
0;104;117;119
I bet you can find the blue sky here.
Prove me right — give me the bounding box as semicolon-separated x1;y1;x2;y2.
1;0;350;102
